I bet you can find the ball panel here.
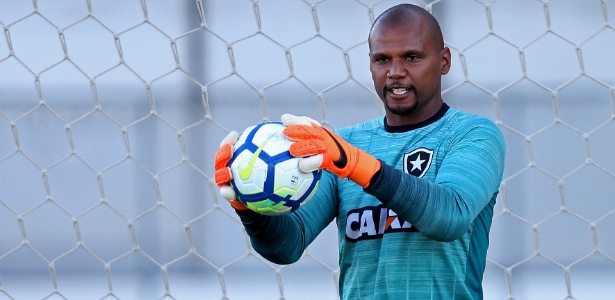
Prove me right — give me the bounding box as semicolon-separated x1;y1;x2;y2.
273;160;312;201
229;150;268;195
247;199;292;216
247;122;288;157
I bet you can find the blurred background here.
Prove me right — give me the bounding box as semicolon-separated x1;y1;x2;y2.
0;0;614;299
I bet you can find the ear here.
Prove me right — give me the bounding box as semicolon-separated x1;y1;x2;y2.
440;47;451;75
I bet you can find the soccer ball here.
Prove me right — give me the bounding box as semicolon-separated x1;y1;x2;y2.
228;122;322;216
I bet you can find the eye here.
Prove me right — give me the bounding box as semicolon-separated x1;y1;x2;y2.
406;55;419;61
374;56;389;63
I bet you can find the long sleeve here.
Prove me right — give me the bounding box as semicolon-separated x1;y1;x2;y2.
365;119;505;242
236;171;338;264
236;209;306;264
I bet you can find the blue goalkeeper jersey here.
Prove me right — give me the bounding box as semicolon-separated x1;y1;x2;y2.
238;104;505;300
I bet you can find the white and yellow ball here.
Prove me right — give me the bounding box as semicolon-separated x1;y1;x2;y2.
229;122;321;216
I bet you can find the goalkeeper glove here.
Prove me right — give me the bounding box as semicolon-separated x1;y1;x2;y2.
281;114;381;188
213;131;249;211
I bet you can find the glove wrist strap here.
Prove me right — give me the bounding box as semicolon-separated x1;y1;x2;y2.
348;150;381;188
230;200;249;210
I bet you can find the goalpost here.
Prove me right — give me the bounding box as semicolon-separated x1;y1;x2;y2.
0;0;614;299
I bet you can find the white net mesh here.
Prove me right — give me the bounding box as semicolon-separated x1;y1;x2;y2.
0;0;614;299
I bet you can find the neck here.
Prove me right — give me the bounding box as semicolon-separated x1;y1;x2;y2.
384;102;449;133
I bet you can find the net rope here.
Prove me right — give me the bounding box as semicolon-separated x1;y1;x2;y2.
0;0;614;299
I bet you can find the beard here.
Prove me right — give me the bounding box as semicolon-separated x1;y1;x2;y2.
385;101;418;116
383;89;420;116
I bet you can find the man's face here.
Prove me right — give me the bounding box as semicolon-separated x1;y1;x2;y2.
369;19;450;124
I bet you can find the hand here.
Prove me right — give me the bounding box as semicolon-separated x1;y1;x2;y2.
281;114;381;188
214;131;249;211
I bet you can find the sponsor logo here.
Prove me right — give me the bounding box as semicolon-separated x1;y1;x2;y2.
325;129;348;169
239;134;274;180
345;204;418;242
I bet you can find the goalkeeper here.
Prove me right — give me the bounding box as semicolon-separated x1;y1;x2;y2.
215;4;505;300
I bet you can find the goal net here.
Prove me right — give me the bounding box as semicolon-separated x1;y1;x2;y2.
0;0;614;299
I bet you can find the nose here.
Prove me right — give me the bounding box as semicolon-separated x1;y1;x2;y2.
387;59;406;78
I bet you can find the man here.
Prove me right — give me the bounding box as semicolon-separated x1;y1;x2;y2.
214;4;505;299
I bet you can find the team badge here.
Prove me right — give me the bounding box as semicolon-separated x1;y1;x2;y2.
403;148;433;178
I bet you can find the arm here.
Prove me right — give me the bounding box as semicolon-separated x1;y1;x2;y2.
236;171;338;264
365;121;505;241
214;128;337;265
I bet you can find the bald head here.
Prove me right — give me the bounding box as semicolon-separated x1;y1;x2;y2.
369;4;444;51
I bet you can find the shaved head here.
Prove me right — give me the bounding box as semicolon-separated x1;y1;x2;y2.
369;4;444;51
367;3;451;125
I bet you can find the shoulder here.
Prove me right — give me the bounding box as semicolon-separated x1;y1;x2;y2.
333;116;385;138
440;108;506;158
444;108;503;139
445;107;497;127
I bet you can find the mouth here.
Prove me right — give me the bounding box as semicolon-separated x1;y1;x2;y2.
385;85;414;97
390;88;409;95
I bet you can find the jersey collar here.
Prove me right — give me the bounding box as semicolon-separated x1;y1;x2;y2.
384;103;450;133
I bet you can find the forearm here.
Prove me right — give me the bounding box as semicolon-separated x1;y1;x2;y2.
236;210;305;264
365;162;475;242
236;172;338;264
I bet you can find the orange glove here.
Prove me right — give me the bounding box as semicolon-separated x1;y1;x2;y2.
214;131;249;211
281;114;381;188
